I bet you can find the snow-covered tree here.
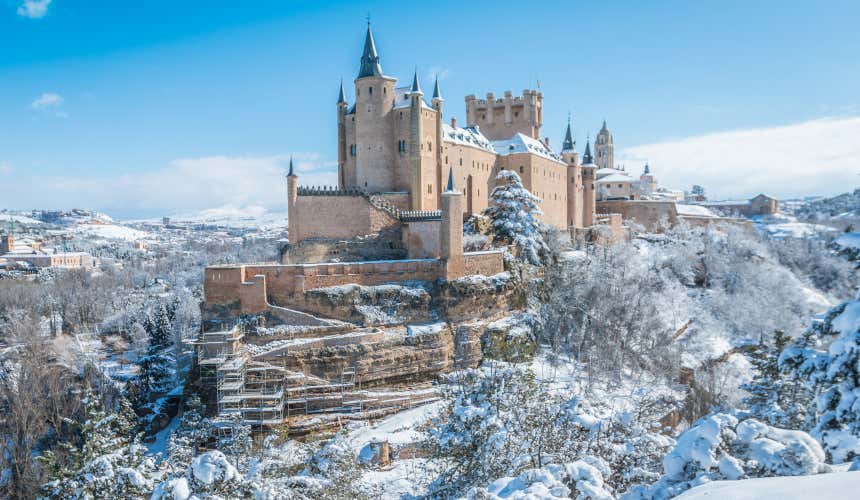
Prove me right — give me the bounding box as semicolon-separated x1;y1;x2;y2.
167;395;213;466
152;450;254;499
484;170;549;265
41;389;158;499
780;294;860;463
740;330;810;429
624;413;829;499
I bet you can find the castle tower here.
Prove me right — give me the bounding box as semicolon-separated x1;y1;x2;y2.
408;69;426;210
286;157;299;243
431;76;444;208
0;232;13;255
353;22;397;191
464;89;543;140
594;120;614;170
336;79;348;188
561;117;583;228
440;168;465;279
581;137;596;227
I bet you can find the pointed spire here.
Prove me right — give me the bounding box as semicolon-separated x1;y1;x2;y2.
287;156;295;177
600;120;608;133
337;78;346;104
432;74;442;100
357;22;383;78
410;68;422;94
445;166;456;193
583;136;593;164
562;113;575;152
643;163;650;175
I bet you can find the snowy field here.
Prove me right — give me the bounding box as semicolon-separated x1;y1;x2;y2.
676;471;860;500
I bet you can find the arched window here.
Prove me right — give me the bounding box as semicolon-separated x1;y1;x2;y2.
369;86;373;96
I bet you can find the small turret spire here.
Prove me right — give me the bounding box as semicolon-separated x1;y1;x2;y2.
432;74;442;100
583;136;593;164
600;120;608;132
287;156;295;177
410;68;422;94
562;113;575;152
337;78;346;104
357;22;383;78
445;166;456;193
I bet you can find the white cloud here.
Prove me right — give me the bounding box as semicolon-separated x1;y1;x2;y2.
17;0;51;19
21;154;337;217
0;163;13;176
31;92;63;109
618;117;860;200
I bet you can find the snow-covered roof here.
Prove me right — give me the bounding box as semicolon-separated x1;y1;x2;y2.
701;200;751;206
441;123;494;152
596;167;626;177
676;204;718;217
596;173;634;183
492;133;565;164
392;85;432;110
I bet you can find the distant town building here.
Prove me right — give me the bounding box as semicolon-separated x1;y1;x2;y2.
0;232;94;269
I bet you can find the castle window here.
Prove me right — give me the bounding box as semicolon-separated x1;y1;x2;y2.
514;111;519;118
459;158;463;166
519;165;524;173
349;144;356;156
383;87;386;94
369;86;373;95
427;184;433;194
428;141;432;151
356;88;360;97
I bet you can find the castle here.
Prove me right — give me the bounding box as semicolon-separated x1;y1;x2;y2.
287;23;618;255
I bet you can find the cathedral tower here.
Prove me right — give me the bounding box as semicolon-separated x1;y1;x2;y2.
595;120;614;170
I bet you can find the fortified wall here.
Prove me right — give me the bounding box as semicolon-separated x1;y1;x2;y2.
597;200;752;232
204;250;503;316
206;182;505;316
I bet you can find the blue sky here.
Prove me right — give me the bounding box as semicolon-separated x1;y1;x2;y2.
1;0;859;217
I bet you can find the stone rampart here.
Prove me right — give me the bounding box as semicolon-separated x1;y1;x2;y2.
204;250;505;316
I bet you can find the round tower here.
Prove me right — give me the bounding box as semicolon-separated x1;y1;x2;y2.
581;137;596;227
286;157;299;243
353;22;397;191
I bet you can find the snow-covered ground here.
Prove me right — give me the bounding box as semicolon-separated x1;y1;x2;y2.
836;232;860;250
133;205;289;229
752;213;835;238
71;222;150;241
0;212;43;224
675;471;860;500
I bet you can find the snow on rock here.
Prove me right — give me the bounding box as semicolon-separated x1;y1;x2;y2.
406;321;447;337
674;471;860;500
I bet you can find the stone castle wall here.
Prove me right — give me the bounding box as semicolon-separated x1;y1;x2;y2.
203;251;504;315
290;191;402;243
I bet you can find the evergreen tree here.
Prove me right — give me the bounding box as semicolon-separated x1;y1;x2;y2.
740;330;808;428
167;395;213;466
483;170;548;265
42;389;157;499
